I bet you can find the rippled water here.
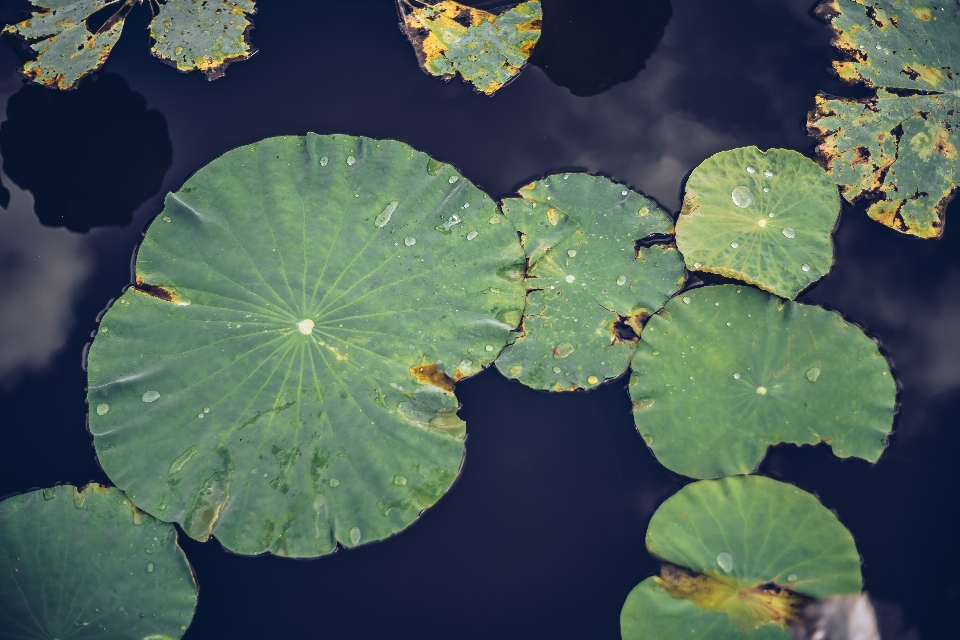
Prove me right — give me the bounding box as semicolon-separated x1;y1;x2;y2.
0;1;957;638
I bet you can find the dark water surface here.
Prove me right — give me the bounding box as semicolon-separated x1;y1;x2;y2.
0;1;957;638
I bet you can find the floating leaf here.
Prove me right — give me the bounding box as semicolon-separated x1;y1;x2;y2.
87;134;526;557
621;475;862;640
398;0;542;95
808;0;959;238
496;173;684;390
150;0;257;80
0;484;197;640
676;147;840;300
2;0;132;90
630;285;894;479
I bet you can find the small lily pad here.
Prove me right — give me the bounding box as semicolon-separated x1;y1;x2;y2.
676;147;840;300
0;484;197;640
809;0;959;238
621;475;862;640
398;0;542;95
2;0;130;90
630;285;895;479
150;0;257;80
87;134;526;557
496;173;684;390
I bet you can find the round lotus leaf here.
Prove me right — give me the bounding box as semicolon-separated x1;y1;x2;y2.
0;484;197;640
621;475;862;640
86;134;526;557
495;173;684;390
676;147;840;300
630;284;895;479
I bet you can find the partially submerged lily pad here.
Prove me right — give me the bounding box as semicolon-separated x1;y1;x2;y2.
676;147;840;300
150;0;257;80
0;484;197;640
496;173;684;390
398;0;542;95
630;285;895;479
87;134;526;557
808;0;959;238
2;0;132;90
621;475;862;639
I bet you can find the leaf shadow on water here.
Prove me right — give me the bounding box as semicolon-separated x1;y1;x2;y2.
0;72;172;232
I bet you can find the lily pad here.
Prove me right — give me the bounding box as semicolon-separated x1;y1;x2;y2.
495;173;684;390
398;0;542;95
621;475;862;640
150;0;257;80
808;0;959;238
87;134;526;557
2;0;131;90
676;147;840;300
0;484;197;640
630;284;895;479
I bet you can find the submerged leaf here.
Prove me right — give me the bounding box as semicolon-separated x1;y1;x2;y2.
630;285;895;479
87;134;526;557
621;476;862;640
0;484;197;640
496;173;683;390
2;0;131;90
808;0;959;238
150;0;257;80
398;0;542;95
676;147;840;300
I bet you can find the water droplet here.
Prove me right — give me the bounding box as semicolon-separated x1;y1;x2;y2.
746;166;756;174
726;322;732;326
769;212;776;218
404;237;416;246
147;563;154;573
616;275;627;286
876;44;882;49
763;187;770;193
565;275;575;283
346;155;356;166
393;474;407;486
757;219;767;227
587;376;599;385
448;175;459;184
485;345;494;352
716;551;734;572
329;478;340;488
730;242;739;249
682;296;691;304
756;386;767;395
621;190;628;196
488;215;501;225
806;367;821;382
320;156;329;166
462;202;470;209
714;302;720;306
554;342;575;359
465;231;479;241
787;574;798;582
553;367;561;374
295;319;315;335
642;434;654;445
142;391;160;403
162;216;171;223
96;403;110;415
733;373;741;379
693;262;702;268
782;227;796;239
567;249;577;258
374;201;399;228
801;264;811;272
349;527;361;544
763;170;774;178
204;407;210;414
731;185;754;208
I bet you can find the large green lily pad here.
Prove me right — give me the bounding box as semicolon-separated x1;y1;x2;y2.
630;285;895;479
495;173;684;390
2;0;132;90
398;0;542;95
87;134;526;557
621;475;862;640
150;0;257;80
676;147;840;300
808;0;959;238
0;484;197;640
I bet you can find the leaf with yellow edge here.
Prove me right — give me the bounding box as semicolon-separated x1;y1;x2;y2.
398;0;542;95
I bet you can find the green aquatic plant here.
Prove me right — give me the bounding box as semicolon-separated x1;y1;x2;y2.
630;285;895;479
621;475;863;640
0;484;197;640
676;147;841;300
496;173;684;390
86;134;525;558
3;0;256;90
808;0;959;238
398;0;542;95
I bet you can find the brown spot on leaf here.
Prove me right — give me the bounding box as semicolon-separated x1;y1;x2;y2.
410;363;455;392
133;277;189;305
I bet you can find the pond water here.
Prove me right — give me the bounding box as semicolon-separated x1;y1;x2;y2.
0;1;957;638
